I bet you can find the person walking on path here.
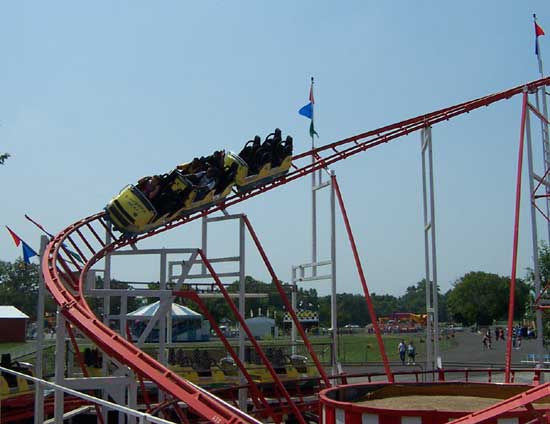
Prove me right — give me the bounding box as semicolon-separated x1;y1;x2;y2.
407;341;416;365
482;332;491;350
398;339;406;365
485;329;492;349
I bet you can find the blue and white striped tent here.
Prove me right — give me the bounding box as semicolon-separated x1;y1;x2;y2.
128;301;202;320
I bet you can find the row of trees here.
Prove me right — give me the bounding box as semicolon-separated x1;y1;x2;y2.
212;273;529;328
0;260;56;319
4;238;550;327
0;258;534;327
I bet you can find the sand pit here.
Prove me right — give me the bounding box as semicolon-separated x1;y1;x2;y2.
357;394;504;412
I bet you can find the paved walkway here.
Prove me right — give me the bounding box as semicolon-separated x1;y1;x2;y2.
343;330;544;383
439;330;536;366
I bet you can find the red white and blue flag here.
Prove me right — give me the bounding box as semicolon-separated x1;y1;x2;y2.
535;21;545;56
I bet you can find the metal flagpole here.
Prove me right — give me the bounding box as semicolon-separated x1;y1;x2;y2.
311;77;318;278
34;236;48;423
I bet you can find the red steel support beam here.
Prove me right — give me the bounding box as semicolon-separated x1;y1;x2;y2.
448;382;550;424
174;290;278;422
196;250;307;424
241;215;331;387
331;175;394;383
506;90;529;383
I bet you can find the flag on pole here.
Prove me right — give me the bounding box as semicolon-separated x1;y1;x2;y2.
6;226;21;246
24;214;84;263
298;77;319;138
22;241;38;264
5;226;38;264
535;18;545;56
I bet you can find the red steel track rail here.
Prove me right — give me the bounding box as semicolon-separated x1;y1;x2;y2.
448;382;550;424
42;76;550;423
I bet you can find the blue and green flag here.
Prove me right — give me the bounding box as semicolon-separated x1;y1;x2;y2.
299;78;319;138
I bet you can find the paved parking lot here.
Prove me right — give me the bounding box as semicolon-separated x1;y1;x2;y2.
343;330;546;383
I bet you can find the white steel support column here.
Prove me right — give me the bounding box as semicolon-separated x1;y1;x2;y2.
34;235;49;424
238;216;247;411
421;126;440;375
312;155;318;277
120;292;128;339
525;107;546;374
202;216;208;275
291;269;297;355
103;229;112;379
330;170;338;372
292;167;337;371
159;250;168;404
127;376;138;424
54;311;66;424
200;213;248;409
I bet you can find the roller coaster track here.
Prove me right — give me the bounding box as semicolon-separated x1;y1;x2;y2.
42;77;550;423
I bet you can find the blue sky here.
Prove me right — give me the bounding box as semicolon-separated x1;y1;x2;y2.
2;2;550;297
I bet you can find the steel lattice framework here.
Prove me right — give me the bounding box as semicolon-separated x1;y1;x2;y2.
42;77;550;423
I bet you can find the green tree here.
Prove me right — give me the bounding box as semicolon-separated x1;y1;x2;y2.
447;271;529;326
0;153;9;164
399;281;428;313
371;293;401;321
0;259;56;319
317;292;400;327
88;276;144;316
399;279;448;321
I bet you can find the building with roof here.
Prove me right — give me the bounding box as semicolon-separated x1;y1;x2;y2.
0;306;29;342
245;316;277;340
128;301;209;342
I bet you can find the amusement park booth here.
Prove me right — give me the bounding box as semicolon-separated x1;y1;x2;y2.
0;306;29;342
245;316;277;339
128;301;210;342
283;310;319;333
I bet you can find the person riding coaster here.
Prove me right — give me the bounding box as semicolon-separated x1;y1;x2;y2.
232;128;293;191
105;129;292;235
105;151;240;235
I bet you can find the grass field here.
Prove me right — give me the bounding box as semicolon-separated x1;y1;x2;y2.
0;332;459;373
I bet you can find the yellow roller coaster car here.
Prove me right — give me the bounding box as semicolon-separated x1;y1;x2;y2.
230;152;292;191
105;185;157;234
232;129;293;191
105;152;242;235
105;130;293;235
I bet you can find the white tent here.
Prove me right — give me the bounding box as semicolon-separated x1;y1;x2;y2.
128;301;202;319
128;301;208;342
